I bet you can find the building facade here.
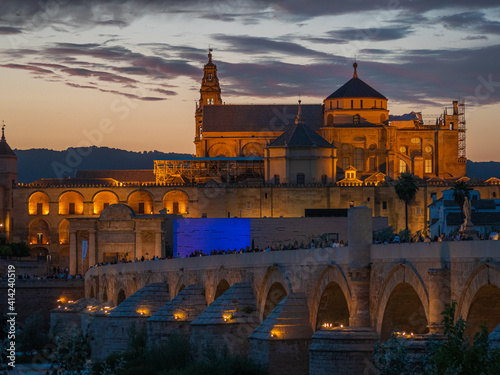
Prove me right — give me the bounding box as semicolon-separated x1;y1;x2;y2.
7;51;499;272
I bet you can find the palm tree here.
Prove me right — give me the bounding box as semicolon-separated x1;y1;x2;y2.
452;180;472;223
394;172;419;234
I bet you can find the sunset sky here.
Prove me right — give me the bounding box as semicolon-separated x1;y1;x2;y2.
0;0;500;161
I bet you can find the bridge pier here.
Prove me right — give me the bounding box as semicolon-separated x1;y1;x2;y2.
249;292;313;375
89;283;170;360
427;268;451;334
309;327;379;375
147;284;207;346
189;283;260;356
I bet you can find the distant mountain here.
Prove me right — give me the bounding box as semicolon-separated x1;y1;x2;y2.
466;160;500;180
12;147;500;184
14;147;191;183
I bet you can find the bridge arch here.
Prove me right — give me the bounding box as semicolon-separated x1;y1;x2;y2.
310;265;352;332
376;264;430;340
257;266;292;321
458;264;500;338
116;289;126;306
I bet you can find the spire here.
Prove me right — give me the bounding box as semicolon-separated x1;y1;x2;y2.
353;62;358;78
295;100;304;125
1;121;5;142
208;48;213;63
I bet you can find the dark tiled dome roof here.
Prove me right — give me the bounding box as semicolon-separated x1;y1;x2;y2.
326;77;386;100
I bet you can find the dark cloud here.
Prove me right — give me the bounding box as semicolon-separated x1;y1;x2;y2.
327;26;413;42
300;36;347;45
0;63;53;75
210;43;500;108
212;34;331;59
66;82;167;101
440;11;500;35
0;26;22;34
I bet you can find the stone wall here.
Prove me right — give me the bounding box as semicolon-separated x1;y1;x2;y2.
0;279;84;325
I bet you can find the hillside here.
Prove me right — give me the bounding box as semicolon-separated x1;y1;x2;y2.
12;147;500;184
14;147;191;183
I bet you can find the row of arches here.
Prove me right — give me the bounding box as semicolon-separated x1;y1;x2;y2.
29;190;189;216
90;264;500;340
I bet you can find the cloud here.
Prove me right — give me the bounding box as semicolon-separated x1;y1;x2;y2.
212;34;331;59
327;26;413;42
440;11;500;35
0;63;53;75
0;26;22;34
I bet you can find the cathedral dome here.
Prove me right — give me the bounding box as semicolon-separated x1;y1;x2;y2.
326;63;386;100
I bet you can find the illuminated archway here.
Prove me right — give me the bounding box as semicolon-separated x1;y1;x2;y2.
163;190;189;215
58;191;84;215
29;219;50;245
29;191;50;215
59;219;69;245
93;191;119;215
127;190;154;215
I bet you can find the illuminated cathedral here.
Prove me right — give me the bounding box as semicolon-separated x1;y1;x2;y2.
5;49;497;275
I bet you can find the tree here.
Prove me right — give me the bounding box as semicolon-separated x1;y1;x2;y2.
452;181;472;223
394;173;419;234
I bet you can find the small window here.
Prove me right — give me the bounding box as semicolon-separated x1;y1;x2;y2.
400;146;407;154
382;201;387;210
202;213;207;218
274;174;280;184
329;101;332;110
353;114;360;125
69;202;75;215
399;160;407;173
425;159;432;173
492;192;497;198
246;202;252;210
265;193;268;199
415;206;421;216
367;197;370;202
208;73;213;81
425;146;433;154
337;101;339;109
103;202;109;210
360;99;363;109
297;173;305;185
351;100;354;109
207;98;214;105
138;202;145;214
349;201;355;207
449;122;454;130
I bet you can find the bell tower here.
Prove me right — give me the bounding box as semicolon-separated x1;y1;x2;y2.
195;49;222;156
0;123;17;241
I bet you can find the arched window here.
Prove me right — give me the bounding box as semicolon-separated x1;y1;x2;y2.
353;114;360;125
327;114;334;126
399;159;408;173
354;148;364;171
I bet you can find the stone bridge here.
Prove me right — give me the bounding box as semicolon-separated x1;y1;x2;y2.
83;207;500;374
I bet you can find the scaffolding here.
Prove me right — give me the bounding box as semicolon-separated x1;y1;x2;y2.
458;100;466;158
154;157;264;184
